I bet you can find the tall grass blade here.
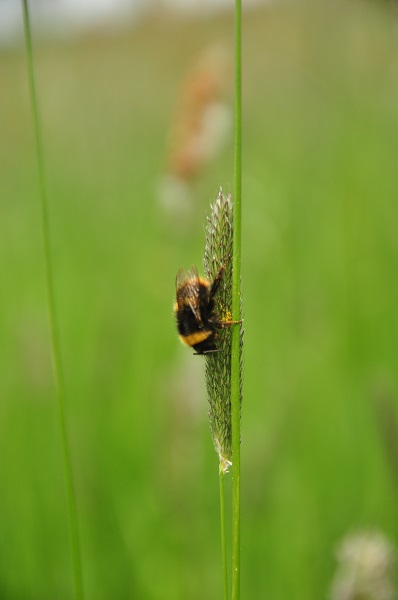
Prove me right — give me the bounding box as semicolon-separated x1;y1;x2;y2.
231;0;243;597
21;2;84;598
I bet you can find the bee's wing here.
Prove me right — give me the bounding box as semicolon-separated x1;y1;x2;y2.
185;266;203;323
176;265;203;323
176;267;189;290
185;264;200;282
176;265;200;288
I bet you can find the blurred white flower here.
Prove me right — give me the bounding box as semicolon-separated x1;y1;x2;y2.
330;530;396;600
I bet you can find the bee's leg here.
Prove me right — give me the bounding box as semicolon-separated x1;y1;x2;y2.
214;319;243;329
209;265;225;301
209;254;232;301
193;348;222;355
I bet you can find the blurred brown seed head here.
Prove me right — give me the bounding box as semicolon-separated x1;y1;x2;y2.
157;44;232;229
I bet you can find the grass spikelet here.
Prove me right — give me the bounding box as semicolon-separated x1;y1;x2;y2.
203;188;243;474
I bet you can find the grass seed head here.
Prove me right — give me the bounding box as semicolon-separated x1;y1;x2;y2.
203;188;243;472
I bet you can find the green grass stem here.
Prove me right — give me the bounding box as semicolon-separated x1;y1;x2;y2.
219;470;229;600
21;2;84;598
231;0;242;598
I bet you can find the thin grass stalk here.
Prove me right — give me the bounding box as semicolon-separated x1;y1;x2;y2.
231;0;242;597
204;190;238;598
219;470;229;600
21;2;84;598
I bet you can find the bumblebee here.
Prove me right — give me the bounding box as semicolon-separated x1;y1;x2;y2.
174;263;239;355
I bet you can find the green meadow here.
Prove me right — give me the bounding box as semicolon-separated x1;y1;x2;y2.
1;2;398;598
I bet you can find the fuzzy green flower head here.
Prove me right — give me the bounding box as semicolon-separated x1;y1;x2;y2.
203;188;243;473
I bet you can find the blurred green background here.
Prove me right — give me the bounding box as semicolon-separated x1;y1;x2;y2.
1;1;398;598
